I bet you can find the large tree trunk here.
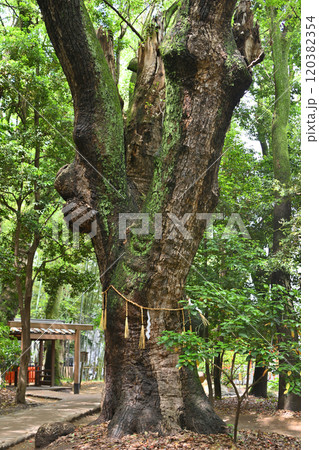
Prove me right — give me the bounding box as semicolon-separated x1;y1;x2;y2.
37;0;262;437
269;7;300;412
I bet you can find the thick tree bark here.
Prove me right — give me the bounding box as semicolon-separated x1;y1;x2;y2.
126;21;166;201
37;0;262;437
269;7;300;412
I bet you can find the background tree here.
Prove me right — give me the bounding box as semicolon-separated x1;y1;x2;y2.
268;2;301;412
0;0;74;402
234;0;301;409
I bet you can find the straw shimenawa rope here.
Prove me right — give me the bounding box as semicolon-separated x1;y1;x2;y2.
139;307;145;349
124;300;129;339
104;285;185;312
100;285;209;348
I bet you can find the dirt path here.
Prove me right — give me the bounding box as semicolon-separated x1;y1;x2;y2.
0;385;102;449
215;408;301;438
6;384;300;448
12;410;300;449
4;383;103;449
9;413;100;449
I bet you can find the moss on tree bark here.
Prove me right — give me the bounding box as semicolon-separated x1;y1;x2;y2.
269;6;300;412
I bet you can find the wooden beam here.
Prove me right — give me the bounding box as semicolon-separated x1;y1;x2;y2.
51;340;55;387
12;334;75;341
74;329;81;394
8;321;93;331
35;334;74;341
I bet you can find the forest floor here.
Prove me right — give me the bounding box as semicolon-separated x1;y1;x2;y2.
3;382;301;449
0;388;57;416
214;396;301;438
0;383;100;449
42;394;300;449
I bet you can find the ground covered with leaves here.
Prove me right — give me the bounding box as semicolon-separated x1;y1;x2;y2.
0;387;43;415
0;387;16;412
214;396;301;419
47;423;300;449
45;395;300;449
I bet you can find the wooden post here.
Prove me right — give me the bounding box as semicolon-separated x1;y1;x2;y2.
36;341;44;386
74;330;80;394
245;356;251;399
39;340;44;369
39;340;44;386
51;340;55;387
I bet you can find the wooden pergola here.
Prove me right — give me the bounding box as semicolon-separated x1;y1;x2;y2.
8;319;93;394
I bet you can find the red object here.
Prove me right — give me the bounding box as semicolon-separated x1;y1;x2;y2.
5;366;39;385
28;366;35;383
5;370;15;385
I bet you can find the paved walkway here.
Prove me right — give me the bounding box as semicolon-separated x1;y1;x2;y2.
0;389;101;449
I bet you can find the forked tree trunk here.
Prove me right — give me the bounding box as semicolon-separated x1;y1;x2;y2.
37;0;262;437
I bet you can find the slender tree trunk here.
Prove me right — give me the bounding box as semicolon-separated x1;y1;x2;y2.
15;58;42;402
202;314;213;404
14;211;27;404
233;397;243;443
16;304;31;403
250;358;268;398
269;7;300;412
231;352;237;380
14;105;41;403
205;360;214;405
16;237;39;403
213;353;223;400
245;356;251;399
37;0;262;437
